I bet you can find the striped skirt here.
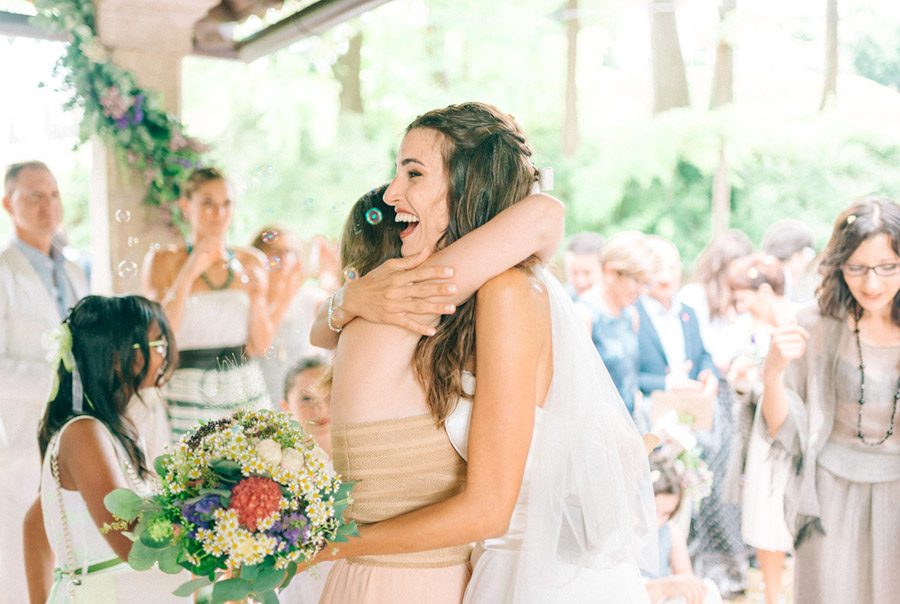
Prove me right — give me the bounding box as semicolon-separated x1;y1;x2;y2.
162;346;271;441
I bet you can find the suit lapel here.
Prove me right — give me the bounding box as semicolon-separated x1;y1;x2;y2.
6;244;63;325
638;300;668;363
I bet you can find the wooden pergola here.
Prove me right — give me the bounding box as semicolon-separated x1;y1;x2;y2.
0;0;389;293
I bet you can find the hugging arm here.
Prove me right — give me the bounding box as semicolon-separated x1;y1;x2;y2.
310;193;564;347
321;270;549;556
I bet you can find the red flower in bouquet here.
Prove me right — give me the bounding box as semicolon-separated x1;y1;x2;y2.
230;476;283;531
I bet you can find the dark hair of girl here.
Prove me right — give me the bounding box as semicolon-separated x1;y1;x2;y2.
37;295;178;477
818;197;900;325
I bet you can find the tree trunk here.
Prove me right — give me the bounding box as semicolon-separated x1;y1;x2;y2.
711;142;730;238
710;0;736;109
563;0;579;156
650;0;690;113
333;32;364;115
819;0;838;110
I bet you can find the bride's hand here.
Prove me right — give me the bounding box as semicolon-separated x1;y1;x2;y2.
339;249;458;336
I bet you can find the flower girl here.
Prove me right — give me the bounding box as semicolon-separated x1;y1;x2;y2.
24;295;188;603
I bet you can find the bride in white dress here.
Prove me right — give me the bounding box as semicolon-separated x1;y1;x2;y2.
319;102;657;603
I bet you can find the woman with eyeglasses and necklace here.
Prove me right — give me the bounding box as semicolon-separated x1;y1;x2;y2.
142;167;273;441
762;197;900;604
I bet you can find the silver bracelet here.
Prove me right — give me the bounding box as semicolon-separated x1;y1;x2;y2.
327;293;343;334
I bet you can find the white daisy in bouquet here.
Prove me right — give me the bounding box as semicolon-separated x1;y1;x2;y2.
104;409;355;603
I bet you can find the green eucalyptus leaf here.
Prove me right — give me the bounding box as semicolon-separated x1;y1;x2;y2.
254;590;279;604
153;454;171;478
156;547;182;574
240;564;261;581
211;577;252;603
173;576;213;597
127;540;158;571
104;488;143;521
253;566;287;593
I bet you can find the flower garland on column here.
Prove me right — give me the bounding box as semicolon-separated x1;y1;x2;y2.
32;0;208;220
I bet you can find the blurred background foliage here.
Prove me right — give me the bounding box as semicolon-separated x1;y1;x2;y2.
3;0;900;271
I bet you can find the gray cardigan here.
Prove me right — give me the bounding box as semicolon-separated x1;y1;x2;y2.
764;304;846;546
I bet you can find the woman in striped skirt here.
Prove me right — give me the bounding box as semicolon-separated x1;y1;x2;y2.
142;167;272;440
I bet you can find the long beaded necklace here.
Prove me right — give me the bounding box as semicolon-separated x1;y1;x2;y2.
186;244;235;290
851;314;900;446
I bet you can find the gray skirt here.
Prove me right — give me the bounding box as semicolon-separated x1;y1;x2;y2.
794;464;900;604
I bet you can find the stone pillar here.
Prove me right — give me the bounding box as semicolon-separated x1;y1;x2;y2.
90;0;218;294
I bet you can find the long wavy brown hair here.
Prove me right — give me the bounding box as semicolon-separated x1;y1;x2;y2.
408;102;539;425
817;196;900;325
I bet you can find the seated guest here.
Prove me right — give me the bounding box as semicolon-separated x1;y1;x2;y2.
579;231;658;416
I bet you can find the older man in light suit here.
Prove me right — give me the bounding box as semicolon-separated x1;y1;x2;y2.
0;161;88;601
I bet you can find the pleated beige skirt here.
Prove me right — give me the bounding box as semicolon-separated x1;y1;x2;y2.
793;464;900;604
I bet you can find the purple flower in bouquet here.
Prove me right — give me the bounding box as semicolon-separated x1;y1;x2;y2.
181;494;222;535
266;512;311;550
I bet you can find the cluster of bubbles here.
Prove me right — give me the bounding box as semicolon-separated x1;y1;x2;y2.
365;207;383;225
261;230;279;244
127;236;140;247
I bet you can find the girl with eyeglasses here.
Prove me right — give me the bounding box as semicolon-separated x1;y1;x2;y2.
23;295;187;603
761;197;900;604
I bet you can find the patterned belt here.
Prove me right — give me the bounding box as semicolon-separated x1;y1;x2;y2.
177;345;247;371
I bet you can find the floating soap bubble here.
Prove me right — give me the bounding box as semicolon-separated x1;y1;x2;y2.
115;209;131;223
240;274;250;284
150;242;161;251
268;255;283;271
343;267;359;281
127;236;139;247
261;230;278;243
264;346;277;359
365;208;383;225
117;260;137;278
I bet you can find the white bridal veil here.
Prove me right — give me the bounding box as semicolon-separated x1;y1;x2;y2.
509;270;658;602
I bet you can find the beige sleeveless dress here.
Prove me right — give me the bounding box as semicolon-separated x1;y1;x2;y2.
319;413;471;603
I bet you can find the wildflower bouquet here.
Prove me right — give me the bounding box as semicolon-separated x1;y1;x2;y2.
104;409;355;603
